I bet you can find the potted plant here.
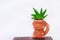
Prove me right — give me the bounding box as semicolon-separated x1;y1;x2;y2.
31;8;49;38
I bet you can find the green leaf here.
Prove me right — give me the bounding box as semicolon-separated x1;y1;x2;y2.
42;9;47;16
40;8;43;14
31;14;36;16
43;14;48;19
33;8;40;15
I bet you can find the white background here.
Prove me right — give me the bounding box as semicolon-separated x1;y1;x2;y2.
0;0;60;40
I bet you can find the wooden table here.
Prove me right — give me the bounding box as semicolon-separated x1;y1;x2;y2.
13;37;53;40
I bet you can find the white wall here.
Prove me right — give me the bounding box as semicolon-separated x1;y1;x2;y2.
0;0;60;40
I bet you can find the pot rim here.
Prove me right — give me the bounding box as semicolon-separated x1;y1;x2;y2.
34;20;44;22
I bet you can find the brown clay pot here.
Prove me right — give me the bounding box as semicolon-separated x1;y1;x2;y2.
32;20;49;38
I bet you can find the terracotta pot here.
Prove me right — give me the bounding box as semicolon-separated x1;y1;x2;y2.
32;20;49;38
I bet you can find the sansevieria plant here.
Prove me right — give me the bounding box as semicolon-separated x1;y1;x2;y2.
31;8;49;38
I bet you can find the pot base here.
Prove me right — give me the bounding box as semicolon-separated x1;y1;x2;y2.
33;36;45;38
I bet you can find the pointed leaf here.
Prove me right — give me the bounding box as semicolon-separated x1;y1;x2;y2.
33;8;39;15
42;9;47;16
31;14;36;16
43;14;48;19
40;8;43;14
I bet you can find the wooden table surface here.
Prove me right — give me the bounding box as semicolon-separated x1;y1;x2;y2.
13;37;53;40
